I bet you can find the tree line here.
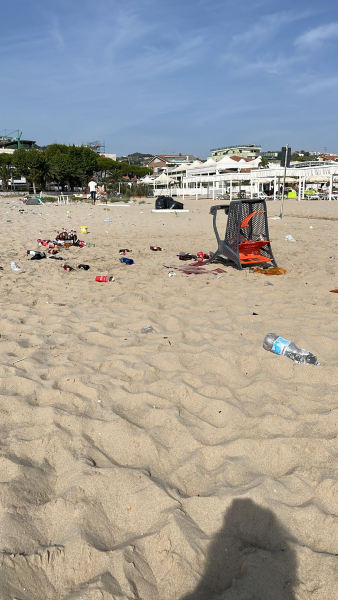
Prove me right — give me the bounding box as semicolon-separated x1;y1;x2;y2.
0;144;151;193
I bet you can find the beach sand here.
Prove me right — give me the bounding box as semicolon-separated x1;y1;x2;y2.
0;197;337;599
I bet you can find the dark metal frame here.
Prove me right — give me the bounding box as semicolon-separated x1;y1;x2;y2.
207;199;277;270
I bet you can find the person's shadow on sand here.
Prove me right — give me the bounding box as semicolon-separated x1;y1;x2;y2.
181;498;298;600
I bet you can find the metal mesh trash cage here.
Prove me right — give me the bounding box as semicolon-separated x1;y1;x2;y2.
208;199;277;270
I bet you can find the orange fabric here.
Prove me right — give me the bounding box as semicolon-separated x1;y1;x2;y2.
240;210;265;228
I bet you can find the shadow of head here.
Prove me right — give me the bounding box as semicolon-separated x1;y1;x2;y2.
182;498;298;600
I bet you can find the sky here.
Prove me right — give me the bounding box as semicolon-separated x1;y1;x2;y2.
1;0;338;158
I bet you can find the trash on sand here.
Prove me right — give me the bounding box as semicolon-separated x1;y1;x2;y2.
330;289;338;293
11;262;20;271
120;257;134;265
141;325;155;333
150;246;164;251
213;275;223;280
264;281;274;286
168;271;176;277
119;249;132;254
178;252;197;261
96;275;115;282
263;333;320;365
28;252;46;261
103;218;112;223
78;264;90;270
61;264;74;272
80;226;88;234
285;235;296;242
253;267;286;275
13;357;27;365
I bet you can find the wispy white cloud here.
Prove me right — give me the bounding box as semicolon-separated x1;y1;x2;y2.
50;15;64;48
295;22;338;48
232;10;310;46
297;76;338;95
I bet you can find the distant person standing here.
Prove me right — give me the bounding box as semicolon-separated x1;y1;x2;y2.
88;177;97;204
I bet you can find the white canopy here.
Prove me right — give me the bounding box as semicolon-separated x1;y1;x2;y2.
216;155;261;169
154;173;177;183
201;158;217;168
186;160;203;170
141;175;155;183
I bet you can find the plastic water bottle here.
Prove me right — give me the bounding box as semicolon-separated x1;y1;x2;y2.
263;333;320;365
141;325;155;333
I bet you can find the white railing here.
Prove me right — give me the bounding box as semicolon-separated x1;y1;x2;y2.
153;188;209;196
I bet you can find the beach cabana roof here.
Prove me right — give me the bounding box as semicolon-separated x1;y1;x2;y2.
154;173;177;183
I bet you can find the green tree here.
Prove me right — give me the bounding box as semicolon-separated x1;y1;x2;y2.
0;154;14;192
45;144;72;190
12;148;51;193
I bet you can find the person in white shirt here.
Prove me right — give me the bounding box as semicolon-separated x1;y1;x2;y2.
88;178;97;204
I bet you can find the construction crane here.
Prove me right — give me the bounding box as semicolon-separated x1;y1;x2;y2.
0;129;23;148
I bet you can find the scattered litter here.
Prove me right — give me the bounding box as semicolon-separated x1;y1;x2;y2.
11;262;20;271
119;257;134;265
264;281;274;286
62;264;75;272
310;226;313;229
28;251;46;261
141;325;155;334
80;226;88;234
253;267;286;275
330;289;338;293
213;275;223;280
13;357;27;365
285;235;296;243
150;246;164;251
263;333;320;365
78;264;90;270
168;271;176;277
103;218;112;223
177;266;226;276
178;252;197;261
119;249;132;255
95;275;115;282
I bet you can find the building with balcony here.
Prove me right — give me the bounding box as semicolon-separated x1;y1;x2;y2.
209;144;261;161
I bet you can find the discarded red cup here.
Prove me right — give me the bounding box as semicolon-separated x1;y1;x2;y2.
150;246;164;251
95;275;114;282
119;249;132;254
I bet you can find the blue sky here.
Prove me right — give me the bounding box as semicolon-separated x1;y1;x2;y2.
1;0;337;157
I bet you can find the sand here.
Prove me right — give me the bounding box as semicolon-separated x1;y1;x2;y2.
0;197;337;599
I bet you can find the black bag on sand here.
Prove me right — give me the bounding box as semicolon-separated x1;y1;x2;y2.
167;199;184;210
155;196;170;209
